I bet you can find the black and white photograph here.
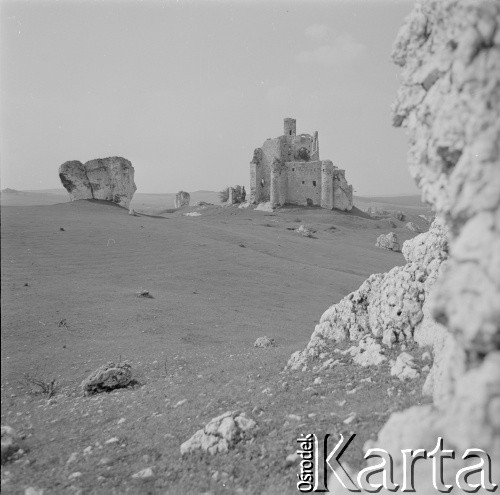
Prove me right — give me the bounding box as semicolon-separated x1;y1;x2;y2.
1;0;499;493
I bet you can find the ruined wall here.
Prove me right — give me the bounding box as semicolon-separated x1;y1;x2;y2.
290;134;315;161
320;161;334;209
285;161;322;206
270;159;288;207
258;138;283;202
332;169;353;211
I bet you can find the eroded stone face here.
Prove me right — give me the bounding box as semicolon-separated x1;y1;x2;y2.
371;0;500;473
286;220;448;371
58;157;137;208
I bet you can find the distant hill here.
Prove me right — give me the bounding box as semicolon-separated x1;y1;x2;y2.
356;194;424;208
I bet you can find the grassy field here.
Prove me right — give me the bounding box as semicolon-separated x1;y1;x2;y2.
1;197;431;493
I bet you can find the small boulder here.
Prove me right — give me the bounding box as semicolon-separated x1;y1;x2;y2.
296;225;314;238
376;232;400;251
180;411;256;455
1;426;19;464
394;211;406;221
254;336;277;348
390;352;420;381
174;191;190;208
405;222;421;233
81;362;133;396
132;467;154;479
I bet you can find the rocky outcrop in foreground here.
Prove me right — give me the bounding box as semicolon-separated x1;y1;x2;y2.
290;0;500;490
59;157;137;208
287;219;447;372
372;0;500;476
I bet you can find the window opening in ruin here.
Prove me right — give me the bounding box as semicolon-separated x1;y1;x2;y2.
306;198;313;207
289;131;292;135
302;181;305;184
313;181;317;186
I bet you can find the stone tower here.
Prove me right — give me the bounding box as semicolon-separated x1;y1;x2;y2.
283;118;296;137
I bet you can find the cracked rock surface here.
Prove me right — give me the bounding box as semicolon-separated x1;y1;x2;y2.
59;157;137;208
366;0;500;480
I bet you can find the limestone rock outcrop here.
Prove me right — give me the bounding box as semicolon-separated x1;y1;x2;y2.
390;352;419;381
180;411;256;455
174;191;190;208
367;0;500;474
81;362;133;396
375;232;400;251
59;157;136;208
287;219;448;371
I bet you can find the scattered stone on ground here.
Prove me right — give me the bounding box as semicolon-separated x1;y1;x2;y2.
180;411;256;455
254;202;274;212
132;467;154;479
295;225;315;238
81;362;133;396
390;352;420;381
375;232;400;251
184;212;201;217
253;336;277;348
136;289;153;298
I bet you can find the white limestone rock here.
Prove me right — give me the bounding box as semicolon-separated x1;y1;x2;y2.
390;352;420;381
375;232;400;251
349;336;387;367
1;426;19;464
368;0;500;476
180;411;256;455
254;202;274;212
59;157;137;208
174;191;190;208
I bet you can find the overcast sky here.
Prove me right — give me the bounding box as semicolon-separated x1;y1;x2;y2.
1;0;416;195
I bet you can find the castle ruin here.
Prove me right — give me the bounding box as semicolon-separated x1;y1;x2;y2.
249;118;353;210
